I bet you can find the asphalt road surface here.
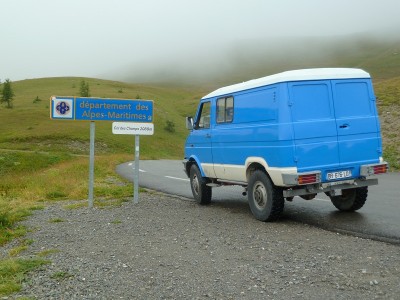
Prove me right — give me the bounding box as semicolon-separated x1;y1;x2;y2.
116;160;400;244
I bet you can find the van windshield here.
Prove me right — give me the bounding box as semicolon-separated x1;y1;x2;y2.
196;101;211;129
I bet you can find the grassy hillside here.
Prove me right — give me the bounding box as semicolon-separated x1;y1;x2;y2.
0;78;207;159
0;75;399;169
375;77;400;170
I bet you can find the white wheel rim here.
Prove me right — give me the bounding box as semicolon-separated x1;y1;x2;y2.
253;181;267;209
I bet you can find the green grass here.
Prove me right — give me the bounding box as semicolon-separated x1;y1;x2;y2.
0;77;206;158
36;249;60;257
8;245;28;257
0;151;71;176
0;258;49;295
375;77;400;106
374;77;400;170
8;239;34;257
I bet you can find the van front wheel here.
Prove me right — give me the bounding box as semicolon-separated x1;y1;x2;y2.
248;170;284;221
330;187;368;211
189;164;212;205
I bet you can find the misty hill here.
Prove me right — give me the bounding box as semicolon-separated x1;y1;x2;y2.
119;35;400;86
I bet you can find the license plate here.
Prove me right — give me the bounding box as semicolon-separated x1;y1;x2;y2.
326;170;352;181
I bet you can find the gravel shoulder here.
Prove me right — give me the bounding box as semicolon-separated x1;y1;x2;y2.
6;192;400;299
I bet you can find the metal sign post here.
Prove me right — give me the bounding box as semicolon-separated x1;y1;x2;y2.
134;135;140;203
112;122;154;203
88;121;95;208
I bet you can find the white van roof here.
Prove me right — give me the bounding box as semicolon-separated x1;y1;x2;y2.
202;68;370;99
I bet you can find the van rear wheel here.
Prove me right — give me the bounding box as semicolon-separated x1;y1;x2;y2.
248;170;284;221
330;187;368;211
189;164;212;205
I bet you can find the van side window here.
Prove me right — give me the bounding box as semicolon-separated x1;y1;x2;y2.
217;96;234;123
195;101;211;129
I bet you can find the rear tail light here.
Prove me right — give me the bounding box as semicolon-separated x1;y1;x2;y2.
360;163;388;176
373;164;388;175
282;172;321;186
298;173;320;185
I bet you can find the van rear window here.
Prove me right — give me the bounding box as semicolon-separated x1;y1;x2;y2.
334;82;372;118
291;83;332;121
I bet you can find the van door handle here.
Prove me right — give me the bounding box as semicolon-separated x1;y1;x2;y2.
205;133;211;138
339;124;349;129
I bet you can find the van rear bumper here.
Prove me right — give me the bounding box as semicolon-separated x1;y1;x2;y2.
283;178;378;198
281;162;388;197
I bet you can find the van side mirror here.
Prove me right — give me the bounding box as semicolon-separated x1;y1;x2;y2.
186;116;194;130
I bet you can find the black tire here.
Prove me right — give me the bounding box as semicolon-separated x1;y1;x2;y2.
330;187;368;211
189;164;212;205
248;170;284;221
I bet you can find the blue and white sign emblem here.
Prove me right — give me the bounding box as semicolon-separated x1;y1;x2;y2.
51;96;74;119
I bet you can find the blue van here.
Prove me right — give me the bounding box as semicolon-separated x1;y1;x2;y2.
183;68;388;221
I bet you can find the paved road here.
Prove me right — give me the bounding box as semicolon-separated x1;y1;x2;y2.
116;160;400;244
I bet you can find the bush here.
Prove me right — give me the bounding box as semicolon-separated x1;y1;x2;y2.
80;80;90;97
164;120;176;133
33;96;41;103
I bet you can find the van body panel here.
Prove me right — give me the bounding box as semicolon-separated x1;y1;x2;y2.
212;163;246;182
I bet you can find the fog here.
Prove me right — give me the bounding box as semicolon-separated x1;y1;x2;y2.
116;34;400;85
1;0;400;84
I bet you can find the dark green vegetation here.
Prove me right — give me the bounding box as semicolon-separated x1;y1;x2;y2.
0;79;15;108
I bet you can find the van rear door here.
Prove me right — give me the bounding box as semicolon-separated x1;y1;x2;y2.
332;80;381;170
289;79;381;177
288;81;340;172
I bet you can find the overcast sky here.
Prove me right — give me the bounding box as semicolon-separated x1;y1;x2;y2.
1;0;400;82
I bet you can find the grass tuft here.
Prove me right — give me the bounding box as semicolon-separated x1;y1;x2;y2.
50;271;74;280
36;249;60;257
48;218;65;223
0;258;50;296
